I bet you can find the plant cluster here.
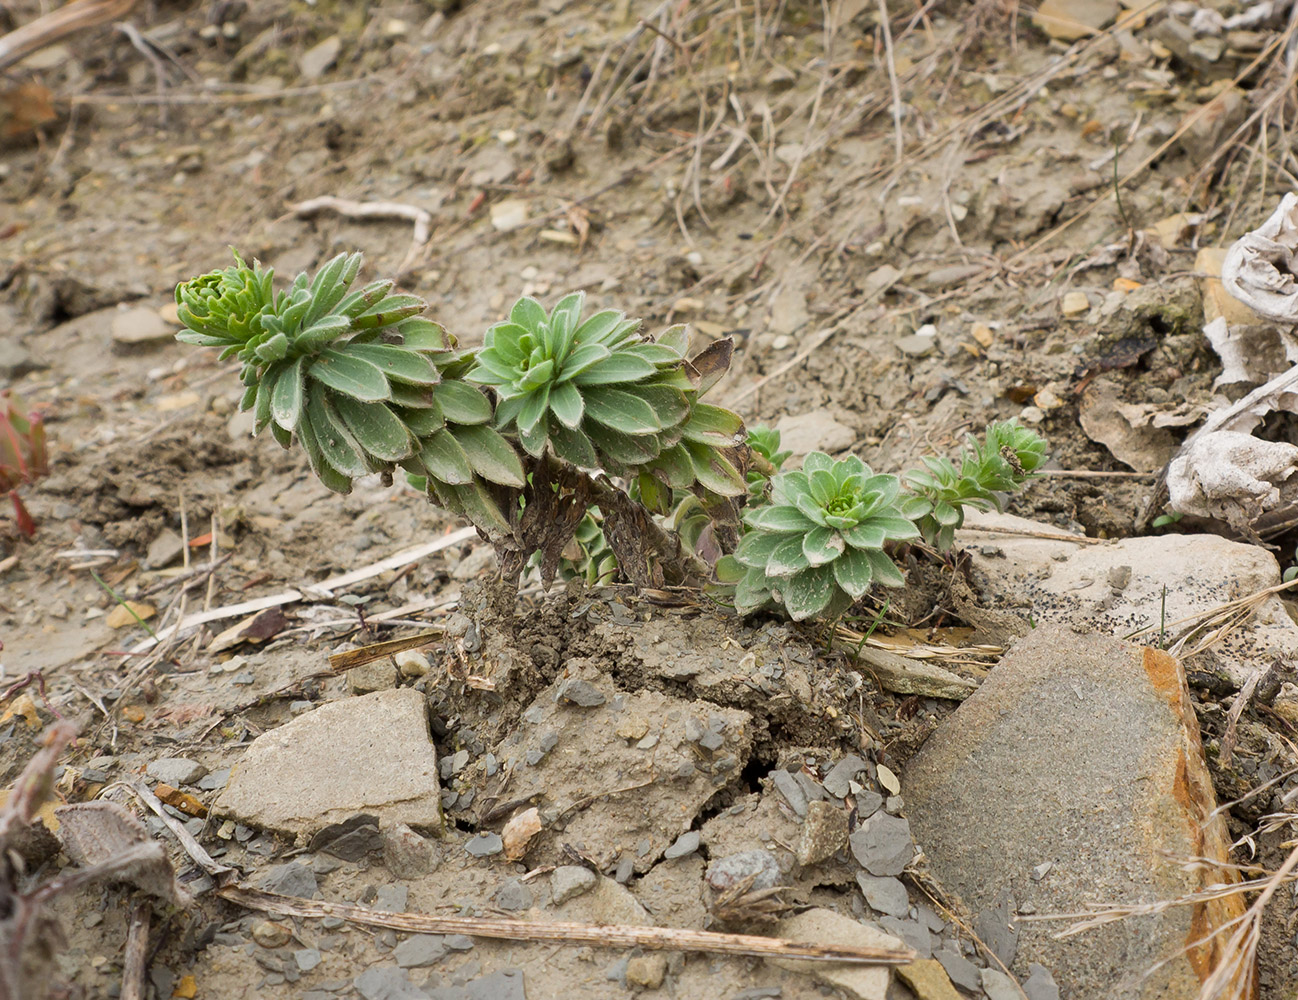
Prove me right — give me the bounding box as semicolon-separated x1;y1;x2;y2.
176;251;1046;624
0;391;48;538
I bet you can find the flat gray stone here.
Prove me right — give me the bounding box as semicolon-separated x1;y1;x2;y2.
551;865;597;904
394;934;447;968
982;968;1020;1000
493;879;532;911
905;624;1247;1000
878;915;931;959
855;873;909;917
771;770;807;816
467;970;525;1000
663;830;700;859
145;528;184;569
934;946;981;992
848;811;913;876
465;833;503;857
822;755;866;798
1024;963;1062;1000
556;678;606;707
215;689;442;839
294;949;322;972
774;410;855;464
355;965;425;1000
110;305;172;347
258;861;317;898
375;884;408;913
146;757;207;786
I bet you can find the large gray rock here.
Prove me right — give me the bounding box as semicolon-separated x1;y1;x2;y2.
215;689;442;839
904;625;1248;1000
958;509;1298;686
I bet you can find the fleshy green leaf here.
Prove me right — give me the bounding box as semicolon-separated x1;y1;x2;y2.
572;353;658;387
310;350;392;402
802;452;835;475
549;292;585;339
646;443;695;489
863;549;906;587
510;297;547;332
517;385;551;434
271;357;306;431
443;480;512;537
350;293;426;330
333;396;415;461
802;526;845;567
622;384;690;428
419;428;474;485
549;423;599;467
572;309;623;344
831;548;875;599
345;344;440;385
746;504;817;533
681;403;745;448
583;388;663;435
402;405;446;437
656;324;690;357
296;409;354;495
305;387;367;477
430;382;492;425
453;424;525;487
555;343;611;383
548;380;584;428
766;536;811;578
843;523;887;549
781;565;836;621
734;568;774;613
733;530;786;569
685;440;746;496
585;422;661;465
398;318;452;351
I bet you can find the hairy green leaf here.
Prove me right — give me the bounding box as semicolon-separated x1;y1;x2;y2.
453;424;525;487
333;396;415;461
310;350;392;402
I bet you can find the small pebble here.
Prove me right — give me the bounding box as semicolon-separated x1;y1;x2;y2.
663;831;700;859
250;920;291;949
465;833;503;857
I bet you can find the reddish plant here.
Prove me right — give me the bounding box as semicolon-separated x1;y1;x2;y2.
0;391;48;537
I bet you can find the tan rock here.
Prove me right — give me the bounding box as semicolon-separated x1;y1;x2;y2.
625;954;667;989
1061;290;1090;316
896;960;963;1000
769;908;906;1000
105;601;155;629
215;688;442;839
906;624;1251;1000
1034;0;1120;39
1197;247;1264;326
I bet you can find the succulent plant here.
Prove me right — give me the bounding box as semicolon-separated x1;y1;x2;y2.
904;420;1046;549
176;252;524;535
743;425;791;499
467;293;747;501
724;453;920;621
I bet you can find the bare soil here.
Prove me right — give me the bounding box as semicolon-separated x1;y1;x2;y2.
3;0;1298;997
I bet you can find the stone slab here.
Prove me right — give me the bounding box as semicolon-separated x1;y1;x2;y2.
214;688;442;839
958;509;1297;687
904;624;1250;1000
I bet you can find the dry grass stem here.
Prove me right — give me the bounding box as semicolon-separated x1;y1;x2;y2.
218;886;917;965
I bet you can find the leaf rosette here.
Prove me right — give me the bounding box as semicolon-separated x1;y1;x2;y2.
175;252;524;535
904;420;1046;548
725;452;920;621
466;293;747;501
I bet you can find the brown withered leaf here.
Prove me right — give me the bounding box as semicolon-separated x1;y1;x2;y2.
0;82;56;139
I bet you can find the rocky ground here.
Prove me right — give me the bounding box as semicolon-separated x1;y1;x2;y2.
3;0;1298;998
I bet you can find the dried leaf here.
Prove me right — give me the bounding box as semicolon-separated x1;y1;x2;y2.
1222;193;1298;323
54;801;190;907
502;807;542;861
